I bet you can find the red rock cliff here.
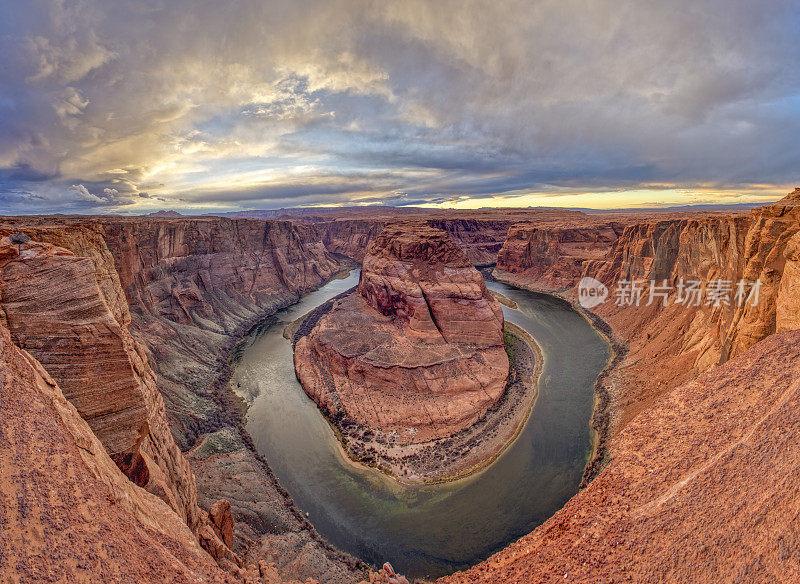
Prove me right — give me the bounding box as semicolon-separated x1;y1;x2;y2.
497;221;625;289
99;218;336;329
0;227;202;531
295;223;509;443
358;224;505;346
0;325;236;584
315;209;589;266
495;195;800;431
91;218;340;448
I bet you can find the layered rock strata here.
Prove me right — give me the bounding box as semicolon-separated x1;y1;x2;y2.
95;217;341;448
295;223;509;445
497;221;625;289
302;207;589;266
317;216;522;266
0;218;367;583
495;193;800;432
0;325;236;584
0;230;200;530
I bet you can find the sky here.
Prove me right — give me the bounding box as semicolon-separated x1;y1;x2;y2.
1;0;799;215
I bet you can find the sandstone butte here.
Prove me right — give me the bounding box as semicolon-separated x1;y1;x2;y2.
2;191;800;583
294;223;509;444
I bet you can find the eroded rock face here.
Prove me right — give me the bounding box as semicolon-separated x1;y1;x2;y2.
0;230;202;531
316;217;512;266
777;232;800;332
295;224;508;443
725;195;800;357
358;224;505;346
99;218;337;330
497;222;624;289
495;194;800;433
95;217;341;449
440;330;800;584
584;203;800;370
0;238;149;459
312;209;589;266
210;499;235;548
0;326;231;584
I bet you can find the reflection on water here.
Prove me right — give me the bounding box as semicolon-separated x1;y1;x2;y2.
232;270;610;578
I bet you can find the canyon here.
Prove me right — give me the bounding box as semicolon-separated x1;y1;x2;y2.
2;192;800;583
0;219;368;584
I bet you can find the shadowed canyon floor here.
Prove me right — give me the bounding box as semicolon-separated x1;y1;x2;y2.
2;195;800;583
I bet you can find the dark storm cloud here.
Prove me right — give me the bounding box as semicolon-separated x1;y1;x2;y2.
0;0;799;213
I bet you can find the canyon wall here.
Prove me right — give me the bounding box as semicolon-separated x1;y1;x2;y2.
87;218;368;582
497;221;625;289
316;217;511;265
441;328;800;584
583;216;753;424
314;209;589;266
415;218;515;266
95;218;341;448
295;223;509;444
495;194;800;429
316;219;386;262
0;324;236;584
725;192;800;357
0;218;369;583
0;228;201;531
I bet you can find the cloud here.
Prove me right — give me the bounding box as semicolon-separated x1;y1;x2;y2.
69;183;103;202
68;183;138;206
0;0;799;214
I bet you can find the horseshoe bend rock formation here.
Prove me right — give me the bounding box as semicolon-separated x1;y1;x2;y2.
294;223;509;444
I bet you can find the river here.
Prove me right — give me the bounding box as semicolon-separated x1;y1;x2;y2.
231;269;610;578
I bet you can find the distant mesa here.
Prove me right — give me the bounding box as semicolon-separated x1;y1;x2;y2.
294;222;509;446
145;209;184;218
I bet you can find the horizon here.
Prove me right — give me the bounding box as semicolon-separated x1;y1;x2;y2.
1;1;799;214
1;196;782;218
